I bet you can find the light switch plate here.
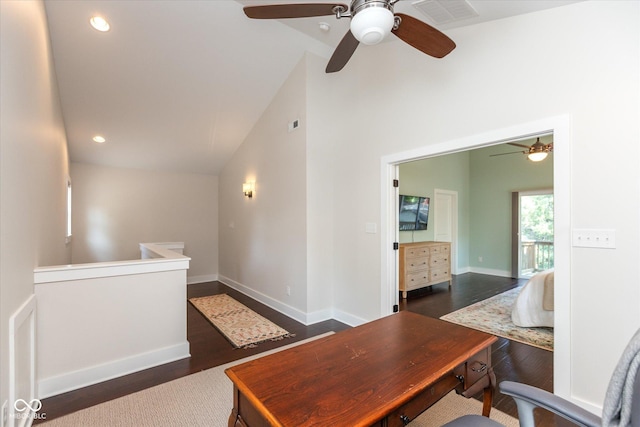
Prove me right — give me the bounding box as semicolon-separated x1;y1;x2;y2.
572;229;616;249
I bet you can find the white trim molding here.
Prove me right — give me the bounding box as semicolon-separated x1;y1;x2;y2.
9;295;37;427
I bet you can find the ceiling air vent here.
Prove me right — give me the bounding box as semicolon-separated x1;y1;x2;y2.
411;0;478;25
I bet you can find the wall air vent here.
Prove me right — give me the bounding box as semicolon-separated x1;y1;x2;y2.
411;0;478;25
288;118;300;132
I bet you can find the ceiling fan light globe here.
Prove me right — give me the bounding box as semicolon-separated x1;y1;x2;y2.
350;7;394;45
528;152;548;162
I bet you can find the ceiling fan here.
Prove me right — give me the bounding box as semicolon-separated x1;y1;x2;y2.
243;0;456;73
490;138;554;162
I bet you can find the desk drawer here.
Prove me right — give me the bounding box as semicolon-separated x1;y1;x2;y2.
384;375;459;427
453;347;490;390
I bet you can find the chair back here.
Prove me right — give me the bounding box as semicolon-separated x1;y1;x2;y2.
632;365;640;427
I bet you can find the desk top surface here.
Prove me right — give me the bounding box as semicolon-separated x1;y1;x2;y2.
225;311;496;427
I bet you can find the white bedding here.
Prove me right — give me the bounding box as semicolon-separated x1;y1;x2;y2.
511;269;554;328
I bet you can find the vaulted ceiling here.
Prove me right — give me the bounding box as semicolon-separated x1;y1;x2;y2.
44;0;579;175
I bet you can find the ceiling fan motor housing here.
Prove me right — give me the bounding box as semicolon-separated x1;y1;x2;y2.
350;0;394;45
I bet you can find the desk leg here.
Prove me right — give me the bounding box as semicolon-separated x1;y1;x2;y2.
482;367;497;417
229;385;249;427
482;384;493;417
460;367;496;418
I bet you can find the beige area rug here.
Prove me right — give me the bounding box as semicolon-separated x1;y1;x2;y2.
440;287;554;351
41;333;518;427
189;293;293;348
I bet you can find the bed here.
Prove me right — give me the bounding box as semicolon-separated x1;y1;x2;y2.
511;269;554;328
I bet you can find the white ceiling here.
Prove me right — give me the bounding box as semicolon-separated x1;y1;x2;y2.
44;0;579;175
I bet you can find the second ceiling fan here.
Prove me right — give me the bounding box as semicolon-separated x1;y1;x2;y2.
491;138;554;162
243;0;456;73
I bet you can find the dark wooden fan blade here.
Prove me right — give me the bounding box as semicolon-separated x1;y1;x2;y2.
490;151;526;157
508;142;531;149
244;3;347;19
326;30;359;73
391;13;455;58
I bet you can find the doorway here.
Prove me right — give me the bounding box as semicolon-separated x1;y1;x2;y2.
381;115;572;398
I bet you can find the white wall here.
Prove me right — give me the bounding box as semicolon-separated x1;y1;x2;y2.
305;53;357;322
218;0;638;412
0;0;71;422
324;0;639;412
218;56;309;320
70;163;218;283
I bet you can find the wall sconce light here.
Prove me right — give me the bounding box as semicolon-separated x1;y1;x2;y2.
243;182;254;198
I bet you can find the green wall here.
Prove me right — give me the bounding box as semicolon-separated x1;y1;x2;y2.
399;137;553;275
398;151;470;269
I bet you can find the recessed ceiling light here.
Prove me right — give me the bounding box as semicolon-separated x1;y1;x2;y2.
90;16;110;32
92;135;106;143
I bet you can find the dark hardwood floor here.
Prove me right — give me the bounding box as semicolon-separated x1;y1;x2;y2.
37;274;569;426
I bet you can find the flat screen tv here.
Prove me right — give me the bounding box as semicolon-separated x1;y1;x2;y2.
399;195;430;231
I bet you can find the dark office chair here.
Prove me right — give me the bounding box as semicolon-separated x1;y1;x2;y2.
442;329;640;427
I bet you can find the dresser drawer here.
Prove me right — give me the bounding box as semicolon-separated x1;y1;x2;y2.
429;254;449;268
405;246;429;258
429;245;450;255
406;270;430;288
406;258;429;272
429;267;450;283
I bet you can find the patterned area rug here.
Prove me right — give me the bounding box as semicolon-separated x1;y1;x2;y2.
440;288;554;351
189;294;293;348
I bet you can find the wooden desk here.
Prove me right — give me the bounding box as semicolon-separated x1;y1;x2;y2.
225;311;497;427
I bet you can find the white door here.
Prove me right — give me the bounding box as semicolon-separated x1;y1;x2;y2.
433;189;458;274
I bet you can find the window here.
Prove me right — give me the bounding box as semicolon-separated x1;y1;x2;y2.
66;178;72;243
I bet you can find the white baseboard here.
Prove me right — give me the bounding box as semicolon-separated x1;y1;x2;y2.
217;275;369;327
468;267;512;278
187;274;218;284
38;342;190;399
217;275;311;324
332;309;368;327
453;266;471;275
304;308;334;325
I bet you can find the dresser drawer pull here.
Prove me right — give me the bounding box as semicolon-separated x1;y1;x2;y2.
400;415;411;426
471;362;487;373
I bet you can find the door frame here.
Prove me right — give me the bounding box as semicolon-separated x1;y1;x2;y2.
433;188;458;274
380;115;571;400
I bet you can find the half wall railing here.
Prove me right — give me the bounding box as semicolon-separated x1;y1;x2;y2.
33;242;190;399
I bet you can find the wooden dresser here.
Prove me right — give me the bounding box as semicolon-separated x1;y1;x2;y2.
399;241;451;298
